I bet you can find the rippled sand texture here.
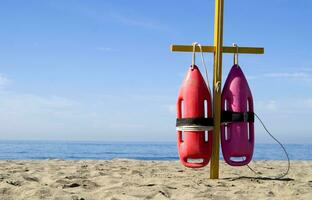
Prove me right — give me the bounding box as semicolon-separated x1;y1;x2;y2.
0;160;311;200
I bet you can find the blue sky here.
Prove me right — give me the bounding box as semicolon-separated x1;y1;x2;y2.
0;0;311;143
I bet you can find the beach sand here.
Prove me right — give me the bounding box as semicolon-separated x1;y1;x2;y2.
0;160;311;200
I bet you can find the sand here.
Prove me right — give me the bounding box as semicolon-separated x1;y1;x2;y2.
0;160;311;200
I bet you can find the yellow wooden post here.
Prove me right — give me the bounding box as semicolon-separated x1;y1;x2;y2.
210;0;224;179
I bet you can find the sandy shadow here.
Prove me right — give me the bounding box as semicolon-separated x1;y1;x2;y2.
223;176;294;181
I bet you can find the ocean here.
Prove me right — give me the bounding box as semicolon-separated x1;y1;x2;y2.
0;140;311;160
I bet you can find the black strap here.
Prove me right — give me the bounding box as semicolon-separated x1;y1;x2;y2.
176;111;254;127
176;117;214;127
221;111;254;123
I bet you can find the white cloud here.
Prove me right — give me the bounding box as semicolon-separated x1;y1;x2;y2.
108;123;145;129
300;67;312;72
96;47;115;52
255;100;278;112
0;89;177;141
304;98;312;108
48;1;169;31
0;74;10;89
166;104;176;115
248;70;312;85
0;93;80;120
265;72;309;78
0;92;100;139
255;98;312;115
110;13;167;31
253;98;312;143
97;92;173;103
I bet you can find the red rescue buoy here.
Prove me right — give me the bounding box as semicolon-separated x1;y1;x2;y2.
176;65;213;168
221;65;254;166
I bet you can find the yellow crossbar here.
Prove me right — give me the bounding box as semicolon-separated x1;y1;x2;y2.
171;45;264;54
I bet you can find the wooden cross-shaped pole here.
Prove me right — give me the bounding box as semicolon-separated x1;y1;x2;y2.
171;0;264;179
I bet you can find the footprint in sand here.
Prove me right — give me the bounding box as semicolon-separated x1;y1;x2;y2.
22;174;39;182
6;179;22;187
0;187;11;195
34;187;52;199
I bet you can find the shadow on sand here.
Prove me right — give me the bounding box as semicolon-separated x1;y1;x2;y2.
223;176;294;181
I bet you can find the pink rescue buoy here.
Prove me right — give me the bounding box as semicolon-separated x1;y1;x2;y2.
221;65;254;166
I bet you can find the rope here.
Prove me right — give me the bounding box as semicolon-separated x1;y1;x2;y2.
246;112;290;179
191;42;211;94
232;43;239;66
198;44;211;94
192;43;197;68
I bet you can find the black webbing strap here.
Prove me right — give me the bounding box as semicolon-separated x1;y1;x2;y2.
221;111;254;123
176;111;254;127
176;117;214;127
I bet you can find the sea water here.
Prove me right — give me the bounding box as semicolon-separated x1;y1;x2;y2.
0;140;311;160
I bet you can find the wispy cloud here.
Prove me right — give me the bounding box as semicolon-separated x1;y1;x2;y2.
0;92;102;139
111;13;165;30
0;74;11;90
165;104;176;115
255;98;312;115
108;123;145;129
0;94;80;116
96;47;116;52
264;72;309;78
295;67;312;72
255;100;278;112
48;1;169;31
303;98;312;109
248;70;312;84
